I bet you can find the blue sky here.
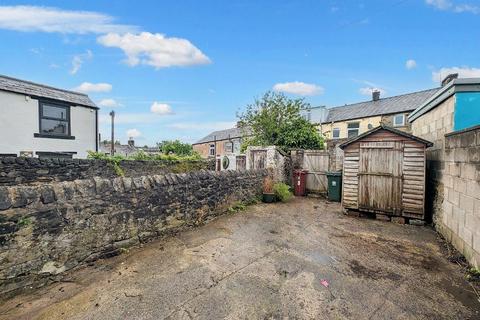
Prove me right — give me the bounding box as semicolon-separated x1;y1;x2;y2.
0;0;479;145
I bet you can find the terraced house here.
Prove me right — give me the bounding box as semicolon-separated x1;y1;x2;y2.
319;88;440;141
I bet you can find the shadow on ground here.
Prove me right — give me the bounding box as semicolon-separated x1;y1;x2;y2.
1;197;479;319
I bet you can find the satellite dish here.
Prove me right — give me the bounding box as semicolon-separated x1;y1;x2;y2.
222;156;230;169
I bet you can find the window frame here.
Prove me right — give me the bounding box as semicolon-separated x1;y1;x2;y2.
393;113;405;127
209;143;215;156
347;122;360;138
34;100;75;139
224;141;233;153
332;128;340;139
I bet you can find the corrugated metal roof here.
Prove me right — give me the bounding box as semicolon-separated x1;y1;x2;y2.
0;74;97;108
324;88;439;123
193;127;251;144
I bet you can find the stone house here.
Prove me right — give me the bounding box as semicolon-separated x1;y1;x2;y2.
0;74;98;159
319;88;439;140
192;127;250;159
408;77;480;266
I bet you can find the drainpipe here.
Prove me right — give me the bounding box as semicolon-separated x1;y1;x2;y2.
109;110;115;156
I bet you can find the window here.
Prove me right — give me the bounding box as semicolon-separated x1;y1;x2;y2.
393;114;405;127
36;101;72;138
347;122;360;138
332;128;340;139
209;144;215;156
224;141;233;153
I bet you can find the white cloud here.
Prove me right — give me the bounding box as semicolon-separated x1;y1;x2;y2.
70;49;92;75
272;81;324;96
150;102;173;115
126;128;141;138
406;59;417;70
97;98;120;108
426;0;452;10
425;0;480;14
168;121;237;131
359;87;387;96
454;4;480;13
97;32;211;69
0;5;137;34
432;66;480;82
74;82;112;93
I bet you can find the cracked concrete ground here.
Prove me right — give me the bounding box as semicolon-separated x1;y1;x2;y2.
1;197;479;319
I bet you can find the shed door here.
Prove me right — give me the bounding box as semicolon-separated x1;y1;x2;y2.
358;141;403;214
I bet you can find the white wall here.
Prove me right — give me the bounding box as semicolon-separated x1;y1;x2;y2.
0;91;97;158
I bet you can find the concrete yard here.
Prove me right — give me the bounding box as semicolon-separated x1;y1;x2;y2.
0;197;479;319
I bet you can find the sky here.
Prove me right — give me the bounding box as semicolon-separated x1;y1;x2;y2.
0;0;479;146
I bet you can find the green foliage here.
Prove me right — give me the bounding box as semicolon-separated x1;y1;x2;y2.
157;140;197;156
273;182;293;202
228;202;247;213
17;217;32;227
87;151;125;176
238;91;324;152
87;151;204;177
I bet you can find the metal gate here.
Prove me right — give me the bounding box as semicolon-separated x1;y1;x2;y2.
236;155;246;170
302;150;329;193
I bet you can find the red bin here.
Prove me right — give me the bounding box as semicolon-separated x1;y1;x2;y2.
293;170;308;196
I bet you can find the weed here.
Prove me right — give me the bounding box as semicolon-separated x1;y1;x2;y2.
17;217;32;227
273;182;293;202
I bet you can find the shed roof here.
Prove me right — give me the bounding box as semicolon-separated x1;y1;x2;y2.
324;88;439;123
0;74;97;108
338;125;433;149
193;127;251;144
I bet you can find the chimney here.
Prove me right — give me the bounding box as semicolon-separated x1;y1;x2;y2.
372;89;380;101
128;138;135;147
441;73;458;87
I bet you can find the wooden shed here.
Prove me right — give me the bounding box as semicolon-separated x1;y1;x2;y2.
339;126;433;220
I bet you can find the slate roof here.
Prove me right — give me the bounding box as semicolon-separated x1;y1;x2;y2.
0;74;97;108
339;125;433;149
193;127;251;144
324;88;439;123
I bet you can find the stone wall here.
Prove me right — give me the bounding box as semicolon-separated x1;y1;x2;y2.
0;169;267;296
0;157;214;186
245;146;291;184
439;126;480;267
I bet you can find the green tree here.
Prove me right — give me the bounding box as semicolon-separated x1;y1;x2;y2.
157;140;195;156
237;91;324;151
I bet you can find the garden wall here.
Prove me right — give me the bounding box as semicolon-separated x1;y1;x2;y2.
0;169;267;297
438;126;480;267
0;157;215;186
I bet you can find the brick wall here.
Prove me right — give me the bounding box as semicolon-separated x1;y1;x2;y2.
0;169;267;297
440;126;480;266
0;157;214;186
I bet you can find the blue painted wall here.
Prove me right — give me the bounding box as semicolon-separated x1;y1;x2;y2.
454;92;480;131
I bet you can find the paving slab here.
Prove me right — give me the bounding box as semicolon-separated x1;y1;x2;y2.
0;197;479;319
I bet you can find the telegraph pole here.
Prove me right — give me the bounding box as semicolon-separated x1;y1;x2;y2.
109;110;115;156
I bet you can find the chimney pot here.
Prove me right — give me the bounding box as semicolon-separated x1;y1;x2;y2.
372;90;380;101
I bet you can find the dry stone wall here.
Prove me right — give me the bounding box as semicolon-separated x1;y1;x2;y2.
0;157;214;186
0;169;267;297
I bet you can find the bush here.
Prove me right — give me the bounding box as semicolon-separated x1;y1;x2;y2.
273;182;293;202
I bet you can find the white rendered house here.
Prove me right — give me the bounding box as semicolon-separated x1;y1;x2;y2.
0;75;98;158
